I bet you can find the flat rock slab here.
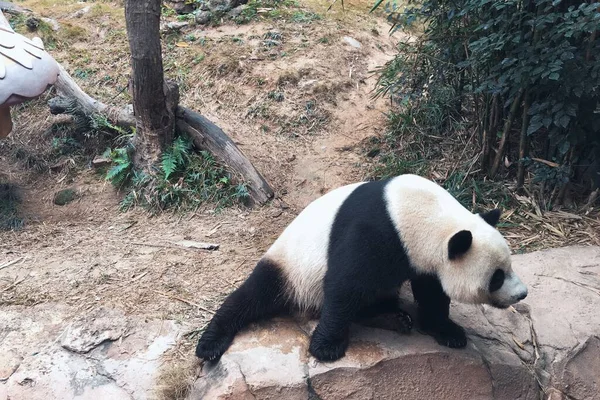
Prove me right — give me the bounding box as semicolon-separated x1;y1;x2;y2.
0;304;184;400
190;246;600;400
60;306;130;353
0;246;598;399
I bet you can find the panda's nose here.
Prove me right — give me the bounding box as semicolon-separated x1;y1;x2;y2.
516;290;527;301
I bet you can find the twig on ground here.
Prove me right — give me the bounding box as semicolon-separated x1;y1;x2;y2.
153;290;215;314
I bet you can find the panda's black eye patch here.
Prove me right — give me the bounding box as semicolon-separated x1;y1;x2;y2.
489;269;505;292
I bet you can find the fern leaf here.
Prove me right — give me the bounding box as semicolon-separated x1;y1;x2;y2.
171;136;191;165
162;152;177;180
106;162;130;185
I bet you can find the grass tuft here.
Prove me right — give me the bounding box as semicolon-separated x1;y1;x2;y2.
0;183;24;231
154;359;198;400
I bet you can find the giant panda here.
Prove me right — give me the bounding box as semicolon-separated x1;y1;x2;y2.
196;174;528;362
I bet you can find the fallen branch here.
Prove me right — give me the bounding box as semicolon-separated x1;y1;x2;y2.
0;257;23;270
153;290;215;314
173;240;220;251
50;63;136;128
535;273;600;297
176;107;274;205
531;158;560;168
0;1;30;15
125;240;219;252
2;276;26;292
48;63;274;205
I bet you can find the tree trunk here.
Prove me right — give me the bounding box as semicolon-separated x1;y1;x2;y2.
125;0;178;169
48;63;274;206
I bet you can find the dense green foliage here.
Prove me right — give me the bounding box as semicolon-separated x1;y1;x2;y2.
105;135;249;212
374;0;600;207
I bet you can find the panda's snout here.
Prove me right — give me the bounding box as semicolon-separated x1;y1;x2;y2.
515;289;528;301
509;280;528;304
492;273;528;307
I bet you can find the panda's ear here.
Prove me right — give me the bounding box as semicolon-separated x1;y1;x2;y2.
448;230;473;260
480;209;502;227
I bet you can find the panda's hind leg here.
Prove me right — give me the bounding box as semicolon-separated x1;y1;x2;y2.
411;274;467;348
195;258;288;362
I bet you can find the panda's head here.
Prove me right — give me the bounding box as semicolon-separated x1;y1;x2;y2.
438;209;528;309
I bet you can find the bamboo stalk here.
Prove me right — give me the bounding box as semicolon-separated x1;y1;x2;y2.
490;89;524;178
517;90;531;189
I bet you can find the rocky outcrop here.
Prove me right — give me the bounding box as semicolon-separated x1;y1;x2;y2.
164;0;249;25
0;305;181;400
0;246;597;399
166;0;196;15
190;246;600;400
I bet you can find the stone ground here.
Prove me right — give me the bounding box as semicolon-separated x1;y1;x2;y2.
1;245;598;399
194;245;600;400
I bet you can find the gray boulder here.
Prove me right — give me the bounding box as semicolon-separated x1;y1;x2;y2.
195;10;213;25
207;0;247;13
167;0;195;15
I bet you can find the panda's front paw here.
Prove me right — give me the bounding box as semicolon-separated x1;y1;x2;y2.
309;333;349;362
422;319;467;348
195;330;234;362
393;310;413;334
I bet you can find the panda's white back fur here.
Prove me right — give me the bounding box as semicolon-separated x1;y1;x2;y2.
266;182;365;310
265;174;509;310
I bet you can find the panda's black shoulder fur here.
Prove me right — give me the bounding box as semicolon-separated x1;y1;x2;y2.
325;179;414;297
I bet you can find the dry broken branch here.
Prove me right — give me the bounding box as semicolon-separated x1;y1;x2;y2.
0;2;30;16
176;107;275;205
48;63;274;206
50;63;136;128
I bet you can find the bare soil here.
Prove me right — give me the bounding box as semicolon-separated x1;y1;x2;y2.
0;0;402;375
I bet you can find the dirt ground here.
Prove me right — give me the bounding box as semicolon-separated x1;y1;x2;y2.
0;0;403;382
1;0;599;397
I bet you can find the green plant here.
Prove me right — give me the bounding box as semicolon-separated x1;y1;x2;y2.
372;0;600;206
51;137;80;156
234;0;303;24
161;4;176;17
267;91;284;102
104;146;133;188
73;68;96;80
108;136;249;212
0;183;23;231
290;10;321;23
162;137;191;179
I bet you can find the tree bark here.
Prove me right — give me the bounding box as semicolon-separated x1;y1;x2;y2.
481;94;496;171
125;0;177;169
